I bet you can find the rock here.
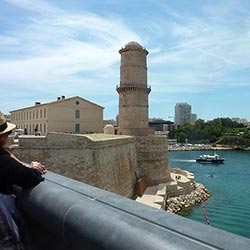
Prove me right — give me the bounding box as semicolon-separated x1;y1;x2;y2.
165;182;210;215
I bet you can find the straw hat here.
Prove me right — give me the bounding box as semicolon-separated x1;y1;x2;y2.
0;112;16;135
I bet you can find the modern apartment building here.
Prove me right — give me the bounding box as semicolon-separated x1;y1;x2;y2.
174;103;192;126
10;96;104;135
232;118;248;124
191;113;197;124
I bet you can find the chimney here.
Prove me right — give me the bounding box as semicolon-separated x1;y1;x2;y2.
35;102;41;106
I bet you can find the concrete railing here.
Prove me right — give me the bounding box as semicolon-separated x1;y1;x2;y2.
16;171;250;250
171;168;195;181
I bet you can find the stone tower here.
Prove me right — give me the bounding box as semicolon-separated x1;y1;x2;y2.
117;41;171;185
116;41;154;136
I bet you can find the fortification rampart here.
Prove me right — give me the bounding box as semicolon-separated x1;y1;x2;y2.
12;132;138;198
135;135;171;185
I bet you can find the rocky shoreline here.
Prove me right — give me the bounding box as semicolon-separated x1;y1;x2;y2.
166;183;211;214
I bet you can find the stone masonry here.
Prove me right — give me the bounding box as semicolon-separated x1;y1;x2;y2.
116;41;154;136
12;132;137;198
116;41;171;186
135;135;170;185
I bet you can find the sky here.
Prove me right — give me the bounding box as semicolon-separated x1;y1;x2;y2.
0;0;250;121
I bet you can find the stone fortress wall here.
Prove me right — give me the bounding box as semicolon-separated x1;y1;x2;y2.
11;131;210;212
11;131;177;199
12;132;137;198
135;135;170;185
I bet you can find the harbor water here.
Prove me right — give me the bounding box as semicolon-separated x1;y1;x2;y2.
169;150;250;238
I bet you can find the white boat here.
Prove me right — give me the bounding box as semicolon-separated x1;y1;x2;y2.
196;153;225;163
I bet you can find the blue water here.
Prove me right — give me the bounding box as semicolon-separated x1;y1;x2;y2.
169;150;250;238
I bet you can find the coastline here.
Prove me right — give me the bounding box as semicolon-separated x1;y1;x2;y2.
166;145;238;216
166;183;211;215
168;144;250;151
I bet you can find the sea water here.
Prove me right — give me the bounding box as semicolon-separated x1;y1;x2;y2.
168;150;250;238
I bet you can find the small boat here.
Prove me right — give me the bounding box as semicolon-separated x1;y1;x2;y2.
196;153;225;163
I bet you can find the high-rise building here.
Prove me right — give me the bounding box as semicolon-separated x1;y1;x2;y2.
191;113;197;124
174;103;192;126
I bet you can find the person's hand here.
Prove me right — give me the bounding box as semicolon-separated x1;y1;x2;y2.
30;161;47;174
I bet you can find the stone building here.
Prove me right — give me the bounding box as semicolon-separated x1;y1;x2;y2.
10;96;104;135
116;41;171;186
116;42;153;136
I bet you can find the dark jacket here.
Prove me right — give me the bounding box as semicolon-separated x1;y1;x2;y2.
0;147;44;194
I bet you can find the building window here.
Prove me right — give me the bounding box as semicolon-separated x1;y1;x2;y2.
44;123;46;133
36;110;38;119
75;110;80;119
75;100;80;105
40;110;42;118
75;124;80;133
44;109;46;118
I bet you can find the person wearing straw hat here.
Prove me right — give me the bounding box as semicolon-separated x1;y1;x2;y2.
0;111;46;249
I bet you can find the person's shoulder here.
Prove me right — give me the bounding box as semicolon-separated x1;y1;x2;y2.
0;148;9;159
0;147;6;154
0;152;21;170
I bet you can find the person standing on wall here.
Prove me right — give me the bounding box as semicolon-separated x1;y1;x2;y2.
0;111;46;249
34;125;38;136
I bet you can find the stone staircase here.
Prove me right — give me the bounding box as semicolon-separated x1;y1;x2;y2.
136;184;166;209
166;172;195;197
135;169;196;209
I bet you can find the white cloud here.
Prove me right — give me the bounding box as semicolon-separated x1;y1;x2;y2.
0;0;141;96
1;0;250;119
147;1;250;94
4;0;62;16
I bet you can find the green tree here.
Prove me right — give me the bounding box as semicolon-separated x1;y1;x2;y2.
171;117;248;146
